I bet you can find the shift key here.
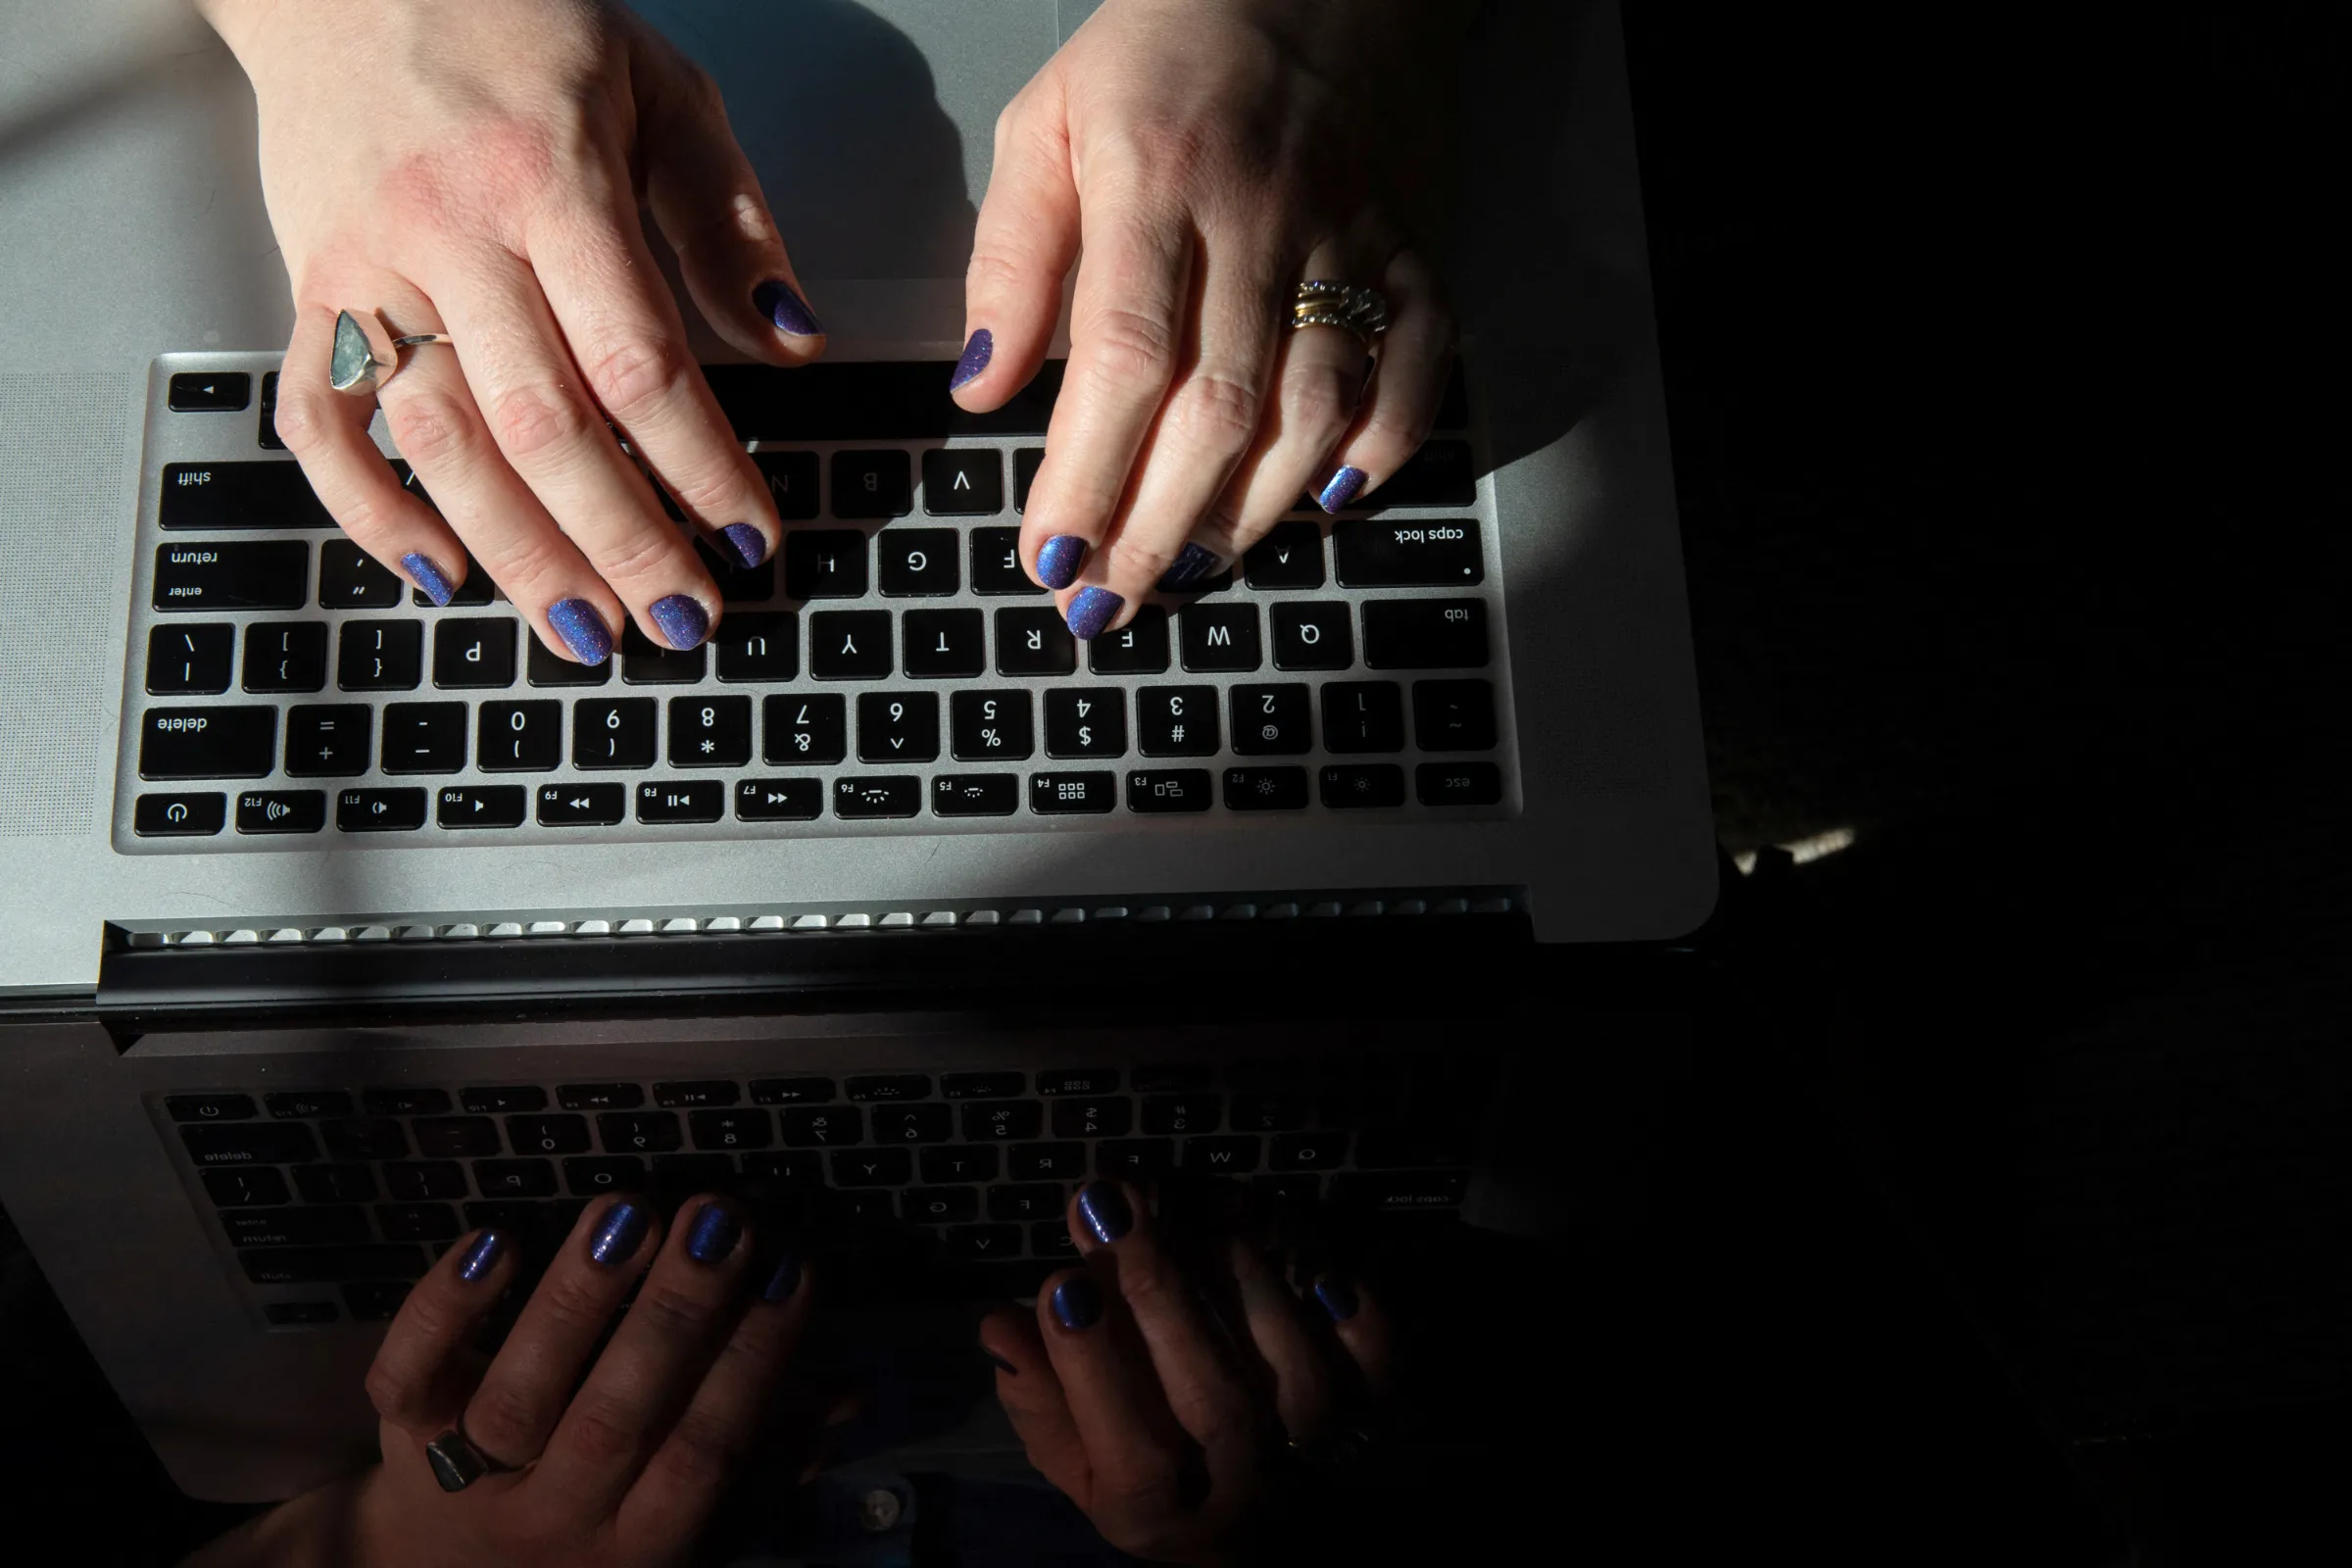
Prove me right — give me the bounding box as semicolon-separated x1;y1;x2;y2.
139;707;277;780
153;540;308;612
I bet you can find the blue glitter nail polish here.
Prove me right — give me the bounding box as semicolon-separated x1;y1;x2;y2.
1316;465;1369;514
1154;542;1221;594
1313;1276;1360;1322
1035;534;1088;590
950;328;994;391
546;598;612;665
589;1200;649;1267
1077;1182;1132;1246
649;594;710;651
1065;585;1123;640
763;1252;802;1303
684;1201;740;1265
457;1229;506;1283
1052;1275;1103;1331
719;523;768;569
401;552;457;608
754;279;824;338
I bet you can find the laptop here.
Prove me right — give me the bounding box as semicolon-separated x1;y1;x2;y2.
0;0;1713;1502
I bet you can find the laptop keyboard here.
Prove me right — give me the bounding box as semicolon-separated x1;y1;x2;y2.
159;1051;1489;1325
120;359;1514;851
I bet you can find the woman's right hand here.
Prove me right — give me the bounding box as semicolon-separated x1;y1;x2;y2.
195;0;823;664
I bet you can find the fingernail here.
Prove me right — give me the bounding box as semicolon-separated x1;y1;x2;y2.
1051;1275;1103;1331
1312;1275;1359;1322
1316;465;1369;514
650;594;710;651
762;1251;803;1303
719;522;768;569
1077;1181;1133;1246
1035;534;1088;590
546;598;613;665
985;1350;1019;1376
457;1229;506;1283
755;279;824;338
1065;585;1123;641
1154;542;1221;594
685;1201;741;1265
589;1200;650;1267
401;552;457;608
950;328;994;391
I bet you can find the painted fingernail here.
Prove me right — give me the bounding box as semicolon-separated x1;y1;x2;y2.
719;522;768;569
1035;534;1088;590
1154;542;1221;594
685;1201;741;1265
457;1229;506;1283
1065;585;1123;641
589;1200;650;1267
1312;1275;1360;1322
546;598;612;665
1077;1182;1132;1246
754;279;824;338
401;552;457;608
762;1251;803;1303
950;328;994;391
1051;1275;1103;1331
985;1350;1019;1376
1316;465;1369;514
650;594;710;651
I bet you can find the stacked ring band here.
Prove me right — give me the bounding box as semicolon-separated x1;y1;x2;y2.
1289;279;1391;346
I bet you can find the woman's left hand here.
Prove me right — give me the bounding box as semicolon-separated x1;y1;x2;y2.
952;0;1469;638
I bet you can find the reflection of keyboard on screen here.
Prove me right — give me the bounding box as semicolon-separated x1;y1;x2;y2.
122;360;1512;850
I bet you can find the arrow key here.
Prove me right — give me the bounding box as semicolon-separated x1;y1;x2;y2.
167;371;251;413
536;782;625;827
436;785;525;829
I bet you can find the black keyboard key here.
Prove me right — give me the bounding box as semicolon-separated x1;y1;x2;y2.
846;1075;932;1102
413;1116;498;1157
1229;1093;1309;1132
1141;1094;1220;1134
1333;517;1485;587
146;623;234;695
1320;763;1406;808
857;692;940;762
599;1111;682;1153
1179;603;1261;671
1043;688;1126;759
970;527;1042;595
526;632;612;687
654;1081;739;1109
1030;771;1116;813
941;1224;1023;1260
161;461;332;529
950;689;1034;761
620;624;707;685
138;707;275;781
1032;1221;1081;1259
921;448;1003;514
1253;1174;1324;1207
785;530;869;599
962;1101;1045;1141
462;1088;546;1114
1134;1064;1216;1093
220;1206;368;1248
560;1083;644;1110
942;1072;1025;1100
509;1114;593;1154
694;536;775;604
263;1300;341;1326
834;774;920;818
242;1246;427;1285
572;697;656;768
934;773;1019;816
1244;519;1326;588
537;782;626;825
376;1202;462;1242
750;1078;836;1105
752;450;819;518
871;1104;954;1144
1134;685;1216;757
243;621;328;693
380;701;467;773
431;618;515;689
1052;1098;1132;1138
318;540;404;608
741;1152;827;1189
1096;1140;1175;1180
652;1152;736;1197
988;1184;1064;1222
1269;1132;1348;1170
921;1147;1000;1184
1270;603;1352;670
1416;761;1502;807
1229;684;1311;755
566;1156;650;1196
780;1106;862;1146
879;528;962;596
336;787;427;832
169;371;250;413
294;1164;376;1203
1126;768;1214;813
661;695;750;768
1322;681;1404;753
264;1091;353;1119
1090;606;1170;673
690;1109;770;1151
1413;679;1496;751
473;700;561;772
831;450;911;517
763;693;848;764
227;788;321;834
831;1148;912;1186
1223;765;1308;809
1361;599;1489;669
282;705;369;777
995;607;1077;676
808;610;893;678
901;1186;980;1223
474;1159;558;1198
1183;1136;1261;1173
321;1118;408;1159
357;1088;448;1116
134;791;225;836
153;540;307;612
735;777;822;820
1006;1143;1088;1181
903;610;985;678
338;619;423;690
168;1093;256;1122
1011;447;1046;511
1364;440;1476;509
1333;1170;1470;1210
1040;1070;1120;1097
714;612;799;683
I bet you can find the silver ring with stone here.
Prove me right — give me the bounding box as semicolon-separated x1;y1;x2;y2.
423;1421;514;1494
331;307;455;396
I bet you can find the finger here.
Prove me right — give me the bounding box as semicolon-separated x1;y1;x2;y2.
1033;1264;1200;1525
456;1195;661;1469
1312;245;1455;513
1016;195;1191;622
363;1227;519;1441
619;1240;812;1548
1312;1271;1399;1405
954;75;1082;411
1225;1235;1341;1442
531;1197;755;1518
529;173;784;574
273;301;470;606
978;1305;1093;1505
374;317;628;666
632;27;827;368
422;244;721;650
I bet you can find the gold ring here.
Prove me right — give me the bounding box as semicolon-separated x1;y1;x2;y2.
331;308;455;396
1288;279;1391;348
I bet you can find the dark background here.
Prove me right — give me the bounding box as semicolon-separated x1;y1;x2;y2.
5;1;2346;1560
